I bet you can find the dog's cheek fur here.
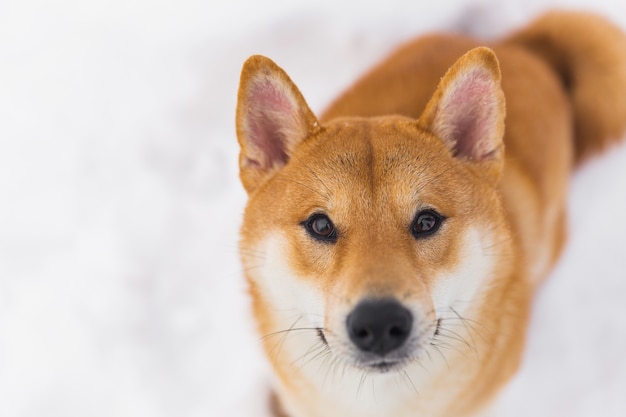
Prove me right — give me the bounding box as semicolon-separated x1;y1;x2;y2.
244;233;327;389
430;227;499;316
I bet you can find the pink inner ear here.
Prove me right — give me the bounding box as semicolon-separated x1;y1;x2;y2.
440;69;498;160
246;77;298;168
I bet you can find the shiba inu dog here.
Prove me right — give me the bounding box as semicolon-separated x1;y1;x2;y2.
235;11;626;417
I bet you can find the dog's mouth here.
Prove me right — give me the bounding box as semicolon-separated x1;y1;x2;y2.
364;359;405;373
316;328;412;373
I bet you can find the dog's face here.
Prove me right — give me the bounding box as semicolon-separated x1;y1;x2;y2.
237;49;511;394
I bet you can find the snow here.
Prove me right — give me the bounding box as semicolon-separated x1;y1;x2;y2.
0;0;625;416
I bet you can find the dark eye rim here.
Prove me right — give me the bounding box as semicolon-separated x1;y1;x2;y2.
410;209;446;239
302;213;338;243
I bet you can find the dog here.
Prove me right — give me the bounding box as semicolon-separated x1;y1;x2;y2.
235;11;626;417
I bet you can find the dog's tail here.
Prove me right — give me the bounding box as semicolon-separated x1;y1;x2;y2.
505;11;626;164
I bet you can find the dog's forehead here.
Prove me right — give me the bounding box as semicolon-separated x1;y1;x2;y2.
293;118;456;201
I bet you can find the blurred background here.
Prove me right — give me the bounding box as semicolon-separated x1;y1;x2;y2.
1;0;625;416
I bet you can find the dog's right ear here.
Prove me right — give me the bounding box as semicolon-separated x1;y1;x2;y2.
236;55;320;194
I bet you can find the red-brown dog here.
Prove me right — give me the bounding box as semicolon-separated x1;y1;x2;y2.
236;11;626;417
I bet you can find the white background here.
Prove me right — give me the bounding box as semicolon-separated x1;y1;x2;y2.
1;0;625;416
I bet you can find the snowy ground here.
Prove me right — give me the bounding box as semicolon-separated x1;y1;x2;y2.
0;0;625;416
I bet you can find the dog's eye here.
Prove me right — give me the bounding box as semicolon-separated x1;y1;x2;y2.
411;209;444;238
304;214;337;242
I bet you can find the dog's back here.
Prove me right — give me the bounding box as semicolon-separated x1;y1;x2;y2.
324;12;626;161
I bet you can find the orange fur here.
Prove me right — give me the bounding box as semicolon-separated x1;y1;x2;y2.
236;11;626;417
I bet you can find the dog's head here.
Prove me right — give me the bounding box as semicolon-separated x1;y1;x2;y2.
236;49;511;383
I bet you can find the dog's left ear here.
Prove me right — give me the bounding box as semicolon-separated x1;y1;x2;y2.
236;55;320;194
418;47;505;182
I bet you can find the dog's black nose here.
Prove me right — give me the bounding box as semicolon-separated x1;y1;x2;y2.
346;299;413;355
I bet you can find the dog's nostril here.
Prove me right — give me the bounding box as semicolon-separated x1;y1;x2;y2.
346;299;413;355
356;329;371;339
389;325;404;337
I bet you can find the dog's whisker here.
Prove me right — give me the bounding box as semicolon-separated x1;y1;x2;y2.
430;344;450;370
447;307;492;340
411;354;432;376
446;308;481;350
293;340;331;370
266;316;303;362
431;341;465;357
321;352;340;389
423;348;434;365
435;327;475;352
402;370;419;395
356;370;369;399
260;326;321;341
309;340;331;360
